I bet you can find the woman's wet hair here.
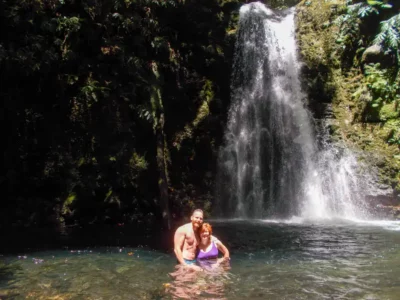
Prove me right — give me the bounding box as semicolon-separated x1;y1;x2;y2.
200;223;212;235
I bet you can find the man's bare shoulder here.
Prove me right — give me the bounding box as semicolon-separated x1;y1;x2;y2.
176;223;191;233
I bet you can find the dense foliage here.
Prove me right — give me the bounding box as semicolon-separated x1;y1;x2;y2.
1;0;247;232
334;0;400;115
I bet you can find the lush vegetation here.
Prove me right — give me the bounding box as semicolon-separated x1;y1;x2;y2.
1;0;249;233
297;0;400;206
334;0;399;114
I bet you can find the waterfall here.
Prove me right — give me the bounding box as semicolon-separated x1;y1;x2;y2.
216;2;370;220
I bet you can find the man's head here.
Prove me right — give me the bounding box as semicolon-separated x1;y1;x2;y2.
190;209;204;230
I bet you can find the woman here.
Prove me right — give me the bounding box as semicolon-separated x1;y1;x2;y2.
197;223;230;263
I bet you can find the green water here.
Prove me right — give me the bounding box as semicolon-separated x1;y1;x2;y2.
1;219;400;299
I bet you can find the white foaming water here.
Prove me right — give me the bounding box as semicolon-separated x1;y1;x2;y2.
209;217;400;231
353;220;400;231
216;2;371;220
263;217;400;231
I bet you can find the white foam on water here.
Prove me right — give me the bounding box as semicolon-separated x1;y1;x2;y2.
259;217;400;231
352;219;400;231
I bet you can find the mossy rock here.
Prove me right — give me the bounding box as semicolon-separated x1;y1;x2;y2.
379;102;399;121
361;45;383;65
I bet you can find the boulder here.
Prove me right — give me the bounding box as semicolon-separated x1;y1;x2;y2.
361;44;383;65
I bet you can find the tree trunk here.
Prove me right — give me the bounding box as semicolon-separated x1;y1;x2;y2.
155;113;171;230
151;62;171;230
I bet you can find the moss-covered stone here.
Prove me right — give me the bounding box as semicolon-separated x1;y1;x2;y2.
379;102;399;121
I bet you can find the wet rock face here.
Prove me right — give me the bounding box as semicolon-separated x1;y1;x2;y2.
370;202;400;219
357;165;398;218
366;194;397;208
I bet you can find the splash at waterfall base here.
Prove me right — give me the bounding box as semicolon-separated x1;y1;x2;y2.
215;1;398;221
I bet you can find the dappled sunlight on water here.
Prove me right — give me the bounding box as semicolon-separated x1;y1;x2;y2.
0;248;174;299
1;221;400;299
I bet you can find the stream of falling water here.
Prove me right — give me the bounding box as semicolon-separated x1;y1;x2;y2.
216;2;370;220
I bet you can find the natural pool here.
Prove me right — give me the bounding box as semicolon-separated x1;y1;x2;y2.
1;219;400;299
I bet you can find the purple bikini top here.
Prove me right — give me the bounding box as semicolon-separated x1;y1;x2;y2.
197;240;218;260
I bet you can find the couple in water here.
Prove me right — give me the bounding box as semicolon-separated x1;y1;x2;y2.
167;209;230;298
173;209;230;270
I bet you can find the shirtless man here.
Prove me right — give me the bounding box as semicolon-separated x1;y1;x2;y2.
174;209;204;265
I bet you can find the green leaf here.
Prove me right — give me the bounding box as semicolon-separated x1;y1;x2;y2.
77;157;85;167
104;189;113;201
91;92;97;101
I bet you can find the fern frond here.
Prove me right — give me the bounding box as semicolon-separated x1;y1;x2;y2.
358;6;372;18
387;14;400;29
387;27;399;50
380;21;390;32
333;15;346;26
373;13;400;57
348;3;363;14
373;31;386;45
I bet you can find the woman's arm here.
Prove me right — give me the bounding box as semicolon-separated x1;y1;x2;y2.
215;240;230;259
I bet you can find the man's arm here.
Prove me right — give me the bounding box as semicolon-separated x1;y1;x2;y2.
173;226;186;264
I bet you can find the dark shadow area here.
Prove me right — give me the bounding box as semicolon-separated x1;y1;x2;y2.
0;224;177;255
